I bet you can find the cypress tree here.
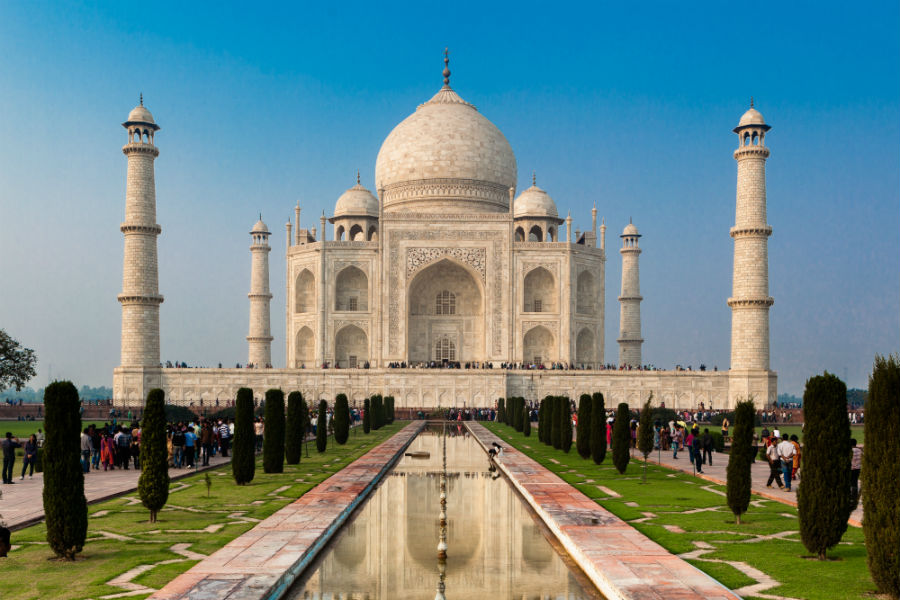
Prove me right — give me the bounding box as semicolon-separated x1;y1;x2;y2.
515;397;524;432
363;397;371;433
139;388;169;522
333;393;350;444
726;399;755;524
262;389;285;474
232;387;256;484
385;396;395;424
612;402;631;474
799;372;851;560
523;402;532;437
536;398;544;443
551;396;563;449
561;397;573;453
590;392;607;464
285;391;306;465
497;398;505;424
316;400;328;452
863;355;900;597
576;394;592;459
637;397;654;483
371;395;383;430
42;381;87;559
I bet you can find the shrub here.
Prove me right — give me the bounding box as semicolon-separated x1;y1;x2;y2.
863;355;900;597
576;394;592;459
164;404;197;424
726;400;755;524
709;431;725;452
285;391;306;465
42;381;87;559
561;397;573;453
590;392;606;464
363;397;371;433
334;393;350;445
799;372;851;559
232;388;256;484
551;396;563;449
316;400;328;452
262;389;285;474
139;389;170;521
612;402;630;474
637;397;654;482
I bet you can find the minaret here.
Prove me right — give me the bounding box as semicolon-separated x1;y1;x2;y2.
617;220;643;367
729;101;773;371
118;97;163;368
247;216;273;367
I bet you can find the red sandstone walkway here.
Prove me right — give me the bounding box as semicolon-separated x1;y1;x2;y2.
468;422;739;600
150;421;425;600
1;454;231;530
644;447;864;526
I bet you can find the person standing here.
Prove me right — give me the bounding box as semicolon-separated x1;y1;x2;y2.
776;435;795;491
765;438;784;489
200;421;213;466
672;426;683;459
701;428;714;466
80;428;92;473
21;434;37;479
789;434;801;481
691;432;704;473
720;416;729;439
254;418;264;452
183;426;196;468
2;433;21;484
217;419;230;457
171;425;185;468
90;426;102;470
850;438;862;506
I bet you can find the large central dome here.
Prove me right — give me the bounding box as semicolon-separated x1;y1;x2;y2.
375;83;517;214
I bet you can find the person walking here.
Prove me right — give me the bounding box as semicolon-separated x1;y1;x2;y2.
171;425;185;468
90;426;102;470
80;428;92;473
776;435;795;491
720;416;729;439
672;426;683;459
2;433;21;484
691;432;704;473
200;421;213;466
217;419;230;457
701;428;714;466
183;426;196;468
21;434;37;479
765;438;784;489
100;432;115;470
789;434;801;480
850;438;862;505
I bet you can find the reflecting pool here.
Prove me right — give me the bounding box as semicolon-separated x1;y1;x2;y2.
288;423;601;599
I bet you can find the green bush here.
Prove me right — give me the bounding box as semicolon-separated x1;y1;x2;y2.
263;389;285;474
334;393;350;444
612;402;630;474
316;400;328;452
709;431;725;452
561;397;573;453
163;404;197;424
138;389;170;521
42;381;87;559
590;392;606;464
576;394;592;459
363;397;371;433
863;355;900;597
285;391;306;465
799;372;851;559
726;400;755;524
232;388;256;484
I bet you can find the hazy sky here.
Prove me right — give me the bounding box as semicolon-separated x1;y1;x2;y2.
0;1;897;396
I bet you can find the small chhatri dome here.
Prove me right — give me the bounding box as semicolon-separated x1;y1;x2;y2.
124;95;159;129
514;178;558;219
735;100;770;131
334;180;379;218
251;217;269;234
622;221;640;237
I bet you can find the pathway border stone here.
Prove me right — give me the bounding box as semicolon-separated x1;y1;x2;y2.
149;421;425;600
468;422;740;600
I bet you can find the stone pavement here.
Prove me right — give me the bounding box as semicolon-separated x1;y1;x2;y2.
468;422;739;600
644;447;864;526
149;421;425;600
1;453;231;530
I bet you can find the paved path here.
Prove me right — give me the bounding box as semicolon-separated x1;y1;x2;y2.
644;447;864;526
470;422;739;600
1;454;231;530
150;421;425;600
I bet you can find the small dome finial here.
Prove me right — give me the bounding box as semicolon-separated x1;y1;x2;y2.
442;48;451;87
139;92;143;106
750;96;754;108
532;171;536;186
357;169;360;185
629;216;633;224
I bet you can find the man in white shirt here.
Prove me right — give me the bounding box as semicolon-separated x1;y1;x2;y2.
776;435;796;492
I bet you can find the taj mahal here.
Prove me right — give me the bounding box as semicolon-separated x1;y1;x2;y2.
113;54;777;409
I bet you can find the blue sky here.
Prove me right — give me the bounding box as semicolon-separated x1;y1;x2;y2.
0;1;897;395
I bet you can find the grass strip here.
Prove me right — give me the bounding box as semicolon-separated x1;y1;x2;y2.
485;423;874;600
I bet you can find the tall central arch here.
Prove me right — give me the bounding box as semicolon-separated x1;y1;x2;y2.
407;258;484;363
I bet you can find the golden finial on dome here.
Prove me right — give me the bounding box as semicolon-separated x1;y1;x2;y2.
443;48;451;87
532;171;536;187
750;96;754;108
140;92;143;106
357;170;360;185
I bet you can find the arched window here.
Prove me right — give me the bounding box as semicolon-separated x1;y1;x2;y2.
434;336;456;362
515;227;525;242
529;225;543;242
349;224;364;241
435;290;456;315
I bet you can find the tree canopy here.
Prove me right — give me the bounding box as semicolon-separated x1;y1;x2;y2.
0;329;37;392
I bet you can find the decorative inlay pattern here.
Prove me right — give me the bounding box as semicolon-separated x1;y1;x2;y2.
406;247;486;282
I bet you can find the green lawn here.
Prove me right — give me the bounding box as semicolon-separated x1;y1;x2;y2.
770;424;865;445
486;423;875;600
0;422;407;600
0;420;45;439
